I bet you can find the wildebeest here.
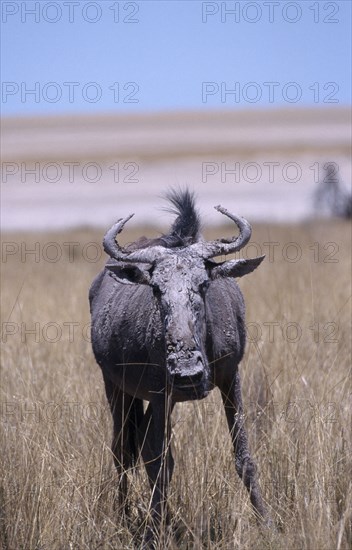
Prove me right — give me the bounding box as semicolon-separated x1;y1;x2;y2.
89;190;269;545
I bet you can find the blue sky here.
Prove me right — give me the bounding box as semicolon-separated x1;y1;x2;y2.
1;0;351;115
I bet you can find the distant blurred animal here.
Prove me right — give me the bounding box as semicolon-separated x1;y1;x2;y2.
314;163;351;219
89;189;269;546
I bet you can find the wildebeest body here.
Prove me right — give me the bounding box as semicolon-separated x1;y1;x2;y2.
90;273;246;401
89;190;270;546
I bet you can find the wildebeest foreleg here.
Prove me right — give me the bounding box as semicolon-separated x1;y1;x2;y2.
103;374;136;515
138;396;174;547
219;369;268;523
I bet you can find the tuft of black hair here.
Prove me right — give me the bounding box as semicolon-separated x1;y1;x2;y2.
126;188;201;252
162;188;201;246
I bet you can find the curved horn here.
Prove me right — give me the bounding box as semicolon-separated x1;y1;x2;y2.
190;205;252;259
103;214;168;263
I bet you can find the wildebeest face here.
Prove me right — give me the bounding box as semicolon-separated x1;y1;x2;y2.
149;253;210;398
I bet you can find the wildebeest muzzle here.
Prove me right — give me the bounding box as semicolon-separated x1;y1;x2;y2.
167;350;208;399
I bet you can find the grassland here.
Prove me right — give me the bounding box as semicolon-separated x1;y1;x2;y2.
1;220;351;549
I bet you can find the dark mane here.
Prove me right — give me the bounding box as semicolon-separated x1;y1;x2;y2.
126;189;201;251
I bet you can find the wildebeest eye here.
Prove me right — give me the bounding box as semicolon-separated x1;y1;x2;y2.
117;265;146;283
123;266;139;280
106;264;151;285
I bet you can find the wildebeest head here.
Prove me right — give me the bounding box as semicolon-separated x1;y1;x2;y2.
103;196;264;399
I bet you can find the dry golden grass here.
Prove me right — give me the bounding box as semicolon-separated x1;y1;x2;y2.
1;220;351;549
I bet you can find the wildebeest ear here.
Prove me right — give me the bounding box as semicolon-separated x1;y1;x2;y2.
210;255;265;279
106;263;151;285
